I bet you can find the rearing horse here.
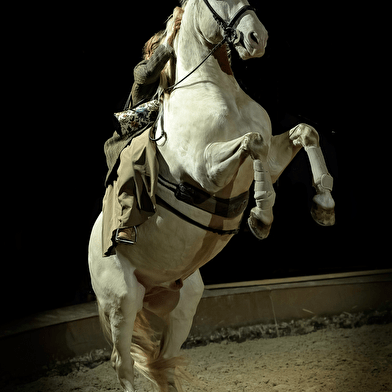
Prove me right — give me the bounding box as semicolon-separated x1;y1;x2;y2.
88;0;335;391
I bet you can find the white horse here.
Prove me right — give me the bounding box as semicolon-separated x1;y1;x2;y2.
88;0;335;391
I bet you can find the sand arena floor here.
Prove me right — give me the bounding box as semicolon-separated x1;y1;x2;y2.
5;323;392;392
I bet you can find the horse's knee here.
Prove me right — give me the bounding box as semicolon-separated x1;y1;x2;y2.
242;132;269;159
289;123;319;149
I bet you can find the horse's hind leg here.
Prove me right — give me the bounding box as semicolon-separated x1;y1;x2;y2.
97;300;139;392
110;288;148;392
159;270;204;391
92;263;145;391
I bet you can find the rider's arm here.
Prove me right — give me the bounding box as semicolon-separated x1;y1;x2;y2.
133;44;174;86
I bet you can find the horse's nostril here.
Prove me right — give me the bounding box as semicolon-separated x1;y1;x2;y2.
249;32;259;44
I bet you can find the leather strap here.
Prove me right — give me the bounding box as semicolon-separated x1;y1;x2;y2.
156;195;240;236
202;0;256;33
158;176;249;219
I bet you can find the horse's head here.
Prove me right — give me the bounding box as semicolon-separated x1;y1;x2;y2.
197;0;268;60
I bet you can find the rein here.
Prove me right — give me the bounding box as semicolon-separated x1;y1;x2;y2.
165;0;256;93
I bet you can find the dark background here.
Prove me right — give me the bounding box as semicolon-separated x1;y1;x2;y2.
6;1;384;321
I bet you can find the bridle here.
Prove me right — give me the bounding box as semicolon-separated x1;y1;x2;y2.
164;0;256;93
202;0;256;45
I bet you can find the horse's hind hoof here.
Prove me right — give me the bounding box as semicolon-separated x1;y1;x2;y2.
311;201;335;226
248;211;271;240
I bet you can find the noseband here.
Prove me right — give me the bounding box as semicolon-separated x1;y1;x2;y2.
165;0;257;93
202;0;256;45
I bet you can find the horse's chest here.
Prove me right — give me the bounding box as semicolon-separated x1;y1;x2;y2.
205;92;268;134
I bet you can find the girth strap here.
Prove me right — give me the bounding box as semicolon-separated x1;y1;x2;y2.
156;175;249;236
156;196;240;236
158;176;249;219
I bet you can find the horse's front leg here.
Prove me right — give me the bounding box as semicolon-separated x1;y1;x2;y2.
205;132;275;239
204;134;253;190
288;123;335;226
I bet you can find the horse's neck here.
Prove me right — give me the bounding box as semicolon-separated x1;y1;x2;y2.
175;29;236;92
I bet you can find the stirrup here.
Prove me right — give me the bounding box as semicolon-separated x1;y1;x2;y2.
115;227;137;245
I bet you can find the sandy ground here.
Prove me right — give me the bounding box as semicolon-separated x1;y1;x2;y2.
5;323;392;392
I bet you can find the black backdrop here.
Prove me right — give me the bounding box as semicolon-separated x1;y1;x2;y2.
6;1;384;321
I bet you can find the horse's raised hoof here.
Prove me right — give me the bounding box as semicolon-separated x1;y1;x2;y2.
311;192;335;226
311;201;335;226
248;211;271;240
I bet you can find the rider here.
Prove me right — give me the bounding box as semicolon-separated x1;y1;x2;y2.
102;7;183;256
